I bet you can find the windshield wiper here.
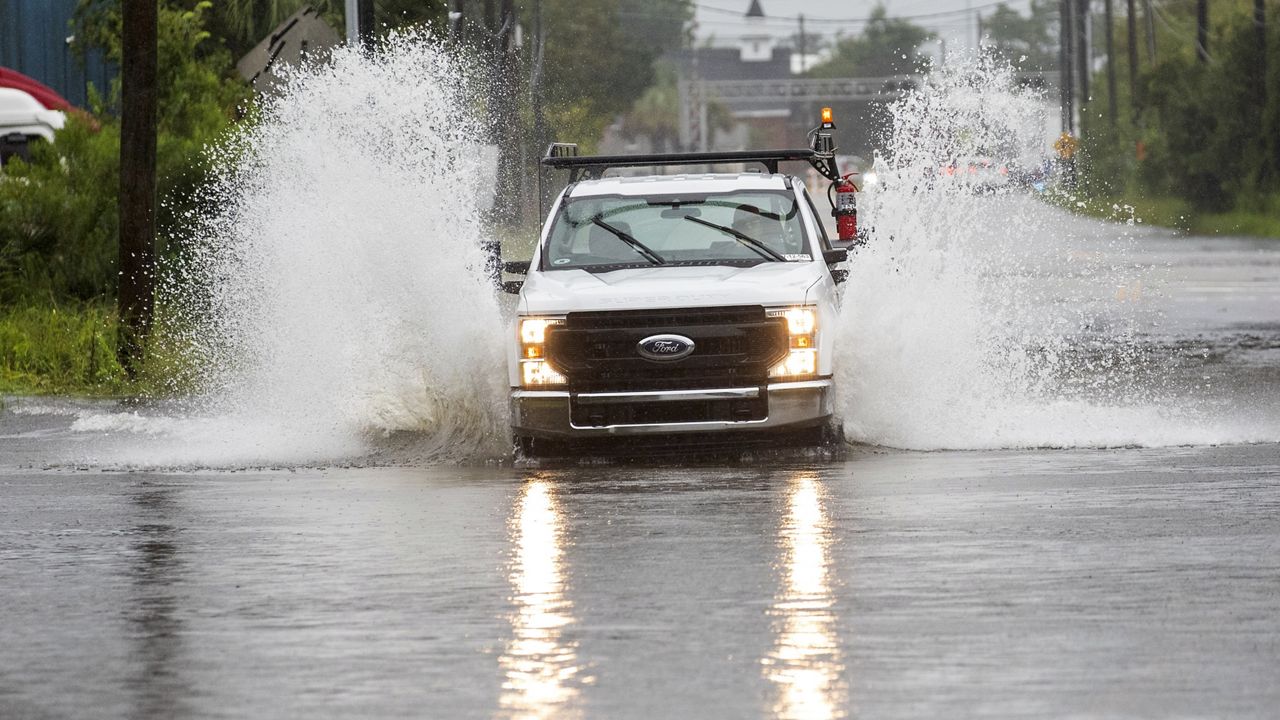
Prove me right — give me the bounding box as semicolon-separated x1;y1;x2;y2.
682;216;788;262
591;217;666;265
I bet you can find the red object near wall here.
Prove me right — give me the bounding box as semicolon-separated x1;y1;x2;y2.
0;67;74;111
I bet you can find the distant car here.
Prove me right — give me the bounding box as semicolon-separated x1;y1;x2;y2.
940;156;1011;193
0;87;66;166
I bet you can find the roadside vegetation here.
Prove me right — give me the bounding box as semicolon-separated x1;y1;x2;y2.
1050;192;1280;238
1072;0;1280;238
0;0;692;396
797;1;1279;238
0;304;128;395
3;1;1274;396
1;3;245;396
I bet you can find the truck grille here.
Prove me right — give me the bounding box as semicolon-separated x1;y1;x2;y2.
545;306;789;392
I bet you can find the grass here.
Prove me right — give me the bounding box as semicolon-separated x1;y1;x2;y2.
1051;190;1280;239
0;303;132;396
0;300;213;398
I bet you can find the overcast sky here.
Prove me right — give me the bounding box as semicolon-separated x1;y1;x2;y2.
692;0;1040;56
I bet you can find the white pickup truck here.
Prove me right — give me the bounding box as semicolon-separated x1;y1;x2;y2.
503;121;853;456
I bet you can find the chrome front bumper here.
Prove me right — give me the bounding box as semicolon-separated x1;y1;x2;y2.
510;379;833;438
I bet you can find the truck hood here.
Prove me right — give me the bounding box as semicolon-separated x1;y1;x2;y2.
521;263;822;314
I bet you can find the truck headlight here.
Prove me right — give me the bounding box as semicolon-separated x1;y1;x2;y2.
519;317;566;387
767;306;818;379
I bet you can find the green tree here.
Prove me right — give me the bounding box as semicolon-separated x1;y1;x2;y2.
805;5;933;78
0;117;122;302
75;1;250;241
540;0;692;149
621;61;682;152
1;1;249;303
1080;2;1280;218
981;0;1058;70
619;59;733;153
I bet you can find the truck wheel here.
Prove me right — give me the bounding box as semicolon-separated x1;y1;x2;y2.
818;419;846;449
514;435;536;459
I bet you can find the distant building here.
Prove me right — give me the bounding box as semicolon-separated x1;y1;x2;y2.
669;0;920;156
670;0;796;151
0;0;114;110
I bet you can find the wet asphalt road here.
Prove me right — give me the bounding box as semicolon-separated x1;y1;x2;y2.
2;226;1280;719
2;446;1279;719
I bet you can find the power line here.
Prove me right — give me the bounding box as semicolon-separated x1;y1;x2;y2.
692;0;1037;25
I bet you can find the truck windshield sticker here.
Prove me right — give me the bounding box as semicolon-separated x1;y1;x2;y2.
785;254;811;262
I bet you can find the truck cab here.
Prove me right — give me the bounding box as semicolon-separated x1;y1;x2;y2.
505;132;850;456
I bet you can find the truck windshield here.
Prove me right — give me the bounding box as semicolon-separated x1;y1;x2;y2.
542;190;811;271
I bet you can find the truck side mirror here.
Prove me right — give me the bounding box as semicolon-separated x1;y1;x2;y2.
823;249;848;265
502;260;531;275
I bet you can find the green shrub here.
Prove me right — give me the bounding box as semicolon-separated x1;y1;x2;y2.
0;300;200;396
0;117;121;303
1079;5;1280;225
0;304;127;394
0;1;250;307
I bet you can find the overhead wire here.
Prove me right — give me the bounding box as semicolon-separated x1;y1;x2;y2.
620;0;1059;50
1149;0;1205;52
691;0;1038;25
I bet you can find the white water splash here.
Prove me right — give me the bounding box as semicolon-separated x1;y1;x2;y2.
48;50;1277;464
835;58;1276;449
95;32;510;467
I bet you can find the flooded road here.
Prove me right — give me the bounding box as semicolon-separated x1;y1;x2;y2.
2;226;1279;718
3;446;1279;718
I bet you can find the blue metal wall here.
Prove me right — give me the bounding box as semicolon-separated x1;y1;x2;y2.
0;0;115;109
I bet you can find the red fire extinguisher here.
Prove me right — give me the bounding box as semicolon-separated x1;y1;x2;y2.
832;173;859;243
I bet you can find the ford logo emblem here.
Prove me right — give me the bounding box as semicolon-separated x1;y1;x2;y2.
637;334;695;361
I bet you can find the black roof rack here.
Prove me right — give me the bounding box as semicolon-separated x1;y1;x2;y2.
541;147;823;183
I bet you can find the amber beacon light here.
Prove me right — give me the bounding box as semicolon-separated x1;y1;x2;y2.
820;107;835;129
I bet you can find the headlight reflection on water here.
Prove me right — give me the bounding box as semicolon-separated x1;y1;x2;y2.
498;478;583;720
763;473;848;720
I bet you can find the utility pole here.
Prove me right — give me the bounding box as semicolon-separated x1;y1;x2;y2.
798;14;807;74
1061;0;1076;134
965;0;973;51
344;0;374;47
1076;0;1090;108
1143;0;1157;62
1059;0;1078;188
494;0;521;224
1127;0;1138;112
1257;0;1266;97
449;0;466;44
531;0;547;218
1105;0;1117;126
531;0;544;148
1196;0;1209;63
117;0;157;378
